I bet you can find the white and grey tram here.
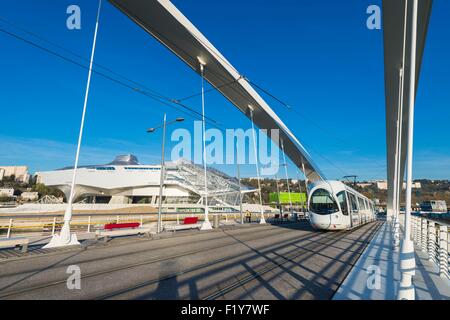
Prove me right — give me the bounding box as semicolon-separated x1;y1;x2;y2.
307;180;376;230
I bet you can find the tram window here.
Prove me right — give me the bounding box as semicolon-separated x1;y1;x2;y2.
358;197;366;211
348;193;358;212
309;189;339;215
336;191;349;215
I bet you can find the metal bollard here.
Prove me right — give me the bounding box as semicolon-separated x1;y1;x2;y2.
439;225;448;279
417;217;422;246
213;214;219;228
117;215;120;223
428;221;436;264
176;214;180;225
87;216;91;233
52;217;56;235
414;217;420;244
140;215;143;227
421;219;428;254
393;217;400;248
6;219;13;238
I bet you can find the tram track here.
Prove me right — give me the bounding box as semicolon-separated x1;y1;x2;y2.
0;221;381;299
96;222;380;300
203;220;383;300
95;226;349;300
0;222;315;298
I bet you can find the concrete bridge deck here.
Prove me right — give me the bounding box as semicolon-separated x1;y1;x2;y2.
0;221;380;300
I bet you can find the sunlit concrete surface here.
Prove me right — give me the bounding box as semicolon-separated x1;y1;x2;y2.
333;220;450;300
0;221;380;300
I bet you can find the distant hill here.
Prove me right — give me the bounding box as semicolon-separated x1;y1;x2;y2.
241;178;450;207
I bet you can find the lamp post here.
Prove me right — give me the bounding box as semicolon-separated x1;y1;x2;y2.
275;172;282;216
236;139;244;224
297;172;305;213
198;60;213;230
281;141;293;214
147;115;184;234
249;105;266;224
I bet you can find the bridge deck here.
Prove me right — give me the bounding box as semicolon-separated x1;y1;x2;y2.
0;221;380;300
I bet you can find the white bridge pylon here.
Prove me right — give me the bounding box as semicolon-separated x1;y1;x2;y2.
382;0;433;300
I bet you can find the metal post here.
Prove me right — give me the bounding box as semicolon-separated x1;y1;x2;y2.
281;141;293;217
428;221;436;264
275;173;282;216
52;217;56;235
44;0;102;248
421;218;428;253
297;172;305;214
398;0;418;300
87;216;91;233
439;225;448;279
156;113;167;234
393;67;404;248
6;219;12;238
417;216;421;245
199;62;212;230
301;161;308;195
413;216;418;244
249;106;265;224
140;215;143;227
236;139;244;224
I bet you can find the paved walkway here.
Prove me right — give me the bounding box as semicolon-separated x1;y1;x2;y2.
333;219;450;300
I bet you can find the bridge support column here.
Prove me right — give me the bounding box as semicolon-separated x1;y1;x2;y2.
398;0;419;300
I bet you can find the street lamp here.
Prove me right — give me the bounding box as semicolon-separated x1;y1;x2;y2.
147;114;184;234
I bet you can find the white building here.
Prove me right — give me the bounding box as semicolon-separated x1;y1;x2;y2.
36;155;251;206
0;166;30;183
20;191;39;202
357;182;373;188
0;188;14;197
375;180;421;190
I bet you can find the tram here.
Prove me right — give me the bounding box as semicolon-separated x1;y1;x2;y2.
307;180;376;230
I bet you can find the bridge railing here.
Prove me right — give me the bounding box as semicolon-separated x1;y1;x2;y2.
0;211;302;239
410;215;449;280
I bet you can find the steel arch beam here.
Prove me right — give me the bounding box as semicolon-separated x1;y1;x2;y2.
109;0;325;182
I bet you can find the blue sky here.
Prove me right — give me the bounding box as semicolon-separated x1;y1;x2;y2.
0;0;449;180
